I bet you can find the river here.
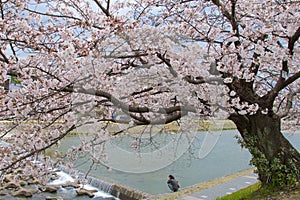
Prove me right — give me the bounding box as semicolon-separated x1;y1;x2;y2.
56;130;267;195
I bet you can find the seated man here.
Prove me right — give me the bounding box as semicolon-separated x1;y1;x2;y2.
167;175;180;192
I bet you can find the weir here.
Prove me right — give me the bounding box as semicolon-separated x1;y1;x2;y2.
88;177;113;194
60;166;152;200
110;184;152;200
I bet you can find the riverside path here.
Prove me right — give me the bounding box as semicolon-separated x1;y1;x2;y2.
176;172;258;200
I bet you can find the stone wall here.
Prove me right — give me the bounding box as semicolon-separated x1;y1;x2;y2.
110;184;152;200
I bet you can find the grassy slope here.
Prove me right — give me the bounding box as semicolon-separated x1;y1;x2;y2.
105;120;237;135
217;182;300;200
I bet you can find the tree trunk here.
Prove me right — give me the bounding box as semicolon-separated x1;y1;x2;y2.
229;112;300;187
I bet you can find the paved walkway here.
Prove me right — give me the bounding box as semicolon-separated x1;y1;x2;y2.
176;172;259;200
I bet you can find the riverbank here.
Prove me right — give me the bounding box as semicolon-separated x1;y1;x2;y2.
75;120;238;136
218;182;300;200
156;168;256;200
0;119;237;137
2;119;299;136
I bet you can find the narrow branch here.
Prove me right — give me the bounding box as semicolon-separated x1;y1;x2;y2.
9;43;17;61
0;123;18;139
0;49;9;63
129;87;154;97
230;0;239;35
0;0;4;20
211;0;233;24
107;0;110;14
156;52;178;77
279;87;300;118
288;26;300;55
93;0;110;17
212;0;240;44
0;124;76;172
24;8;81;21
42;109;71;129
24;7;104;30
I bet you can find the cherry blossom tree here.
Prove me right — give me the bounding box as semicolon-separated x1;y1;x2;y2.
0;0;299;188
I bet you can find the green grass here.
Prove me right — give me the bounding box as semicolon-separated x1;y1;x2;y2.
216;182;261;200
106;120;237;135
217;183;300;200
198;120;236;131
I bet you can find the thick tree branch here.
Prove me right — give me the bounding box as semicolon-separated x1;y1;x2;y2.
184;75;223;84
283;72;300;88
129;111;187;125
261;70;300;110
61;86;196;115
269;71;300;102
105;52;149;59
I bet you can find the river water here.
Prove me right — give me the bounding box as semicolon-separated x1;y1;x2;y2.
56;129;300;195
3;130;299;198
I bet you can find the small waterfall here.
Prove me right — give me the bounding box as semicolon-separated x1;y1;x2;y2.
59;166;114;194
88;176;113;194
58;166;151;200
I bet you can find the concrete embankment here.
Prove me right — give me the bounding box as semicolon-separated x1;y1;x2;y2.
62;166;153;200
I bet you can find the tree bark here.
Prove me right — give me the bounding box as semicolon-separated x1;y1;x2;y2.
229;112;300;187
